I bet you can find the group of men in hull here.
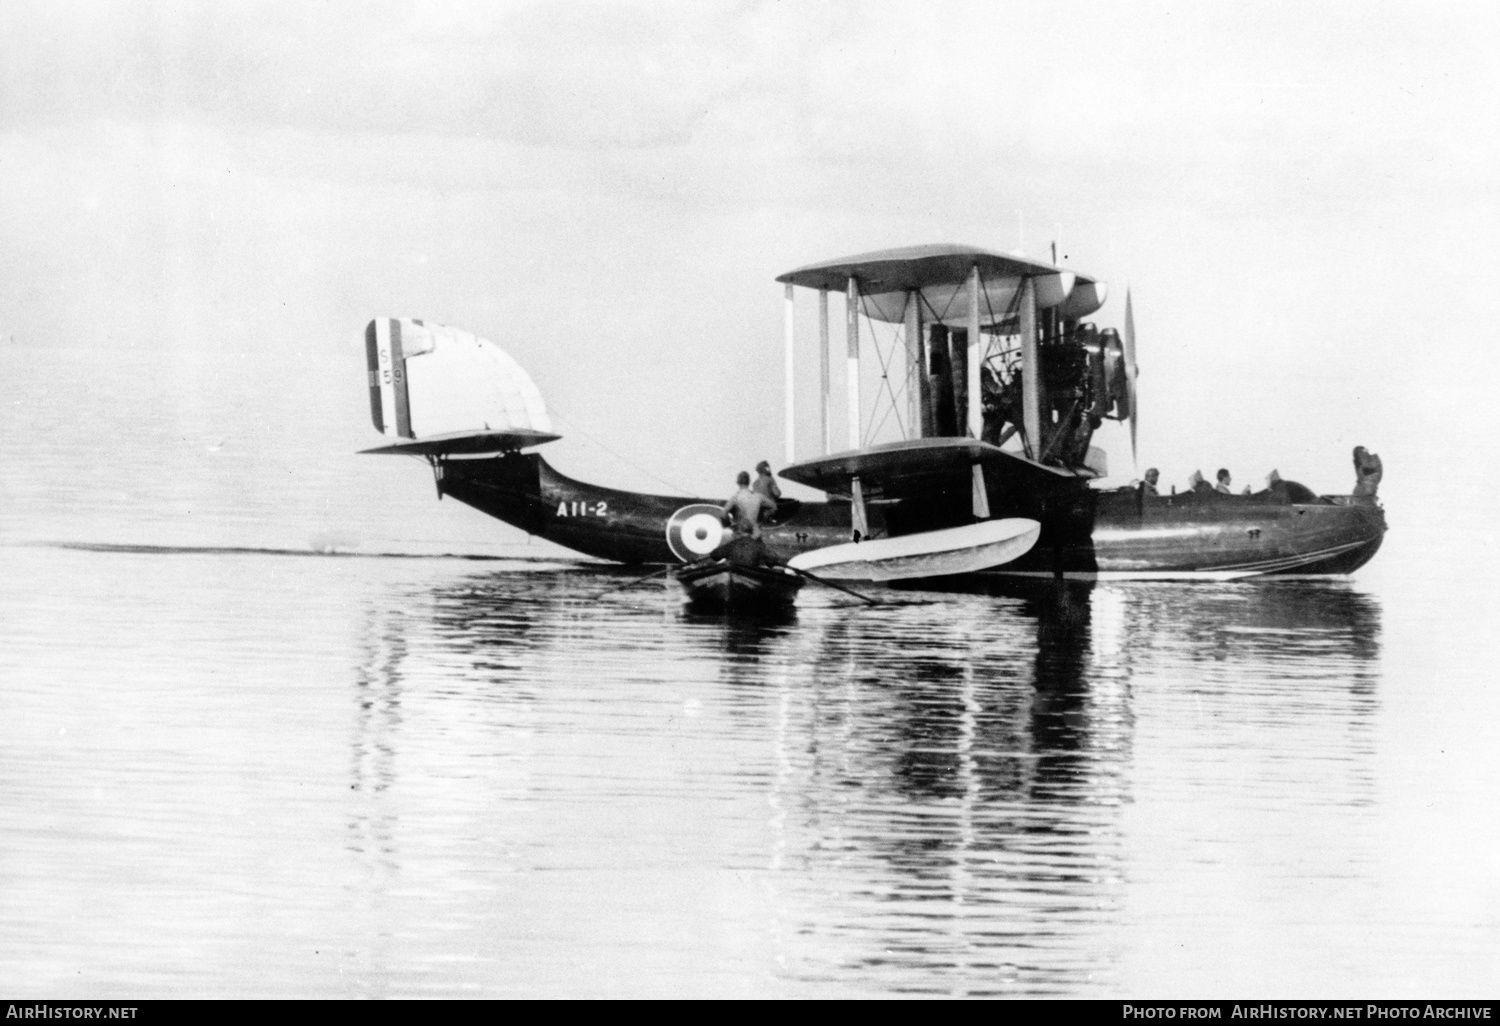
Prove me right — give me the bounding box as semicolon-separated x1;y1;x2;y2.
1138;446;1383;499
973;331;1385;505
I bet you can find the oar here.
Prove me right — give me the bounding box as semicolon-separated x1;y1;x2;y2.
788;566;881;606
594;564;674;599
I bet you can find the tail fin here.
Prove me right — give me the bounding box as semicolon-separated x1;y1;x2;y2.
361;318;560;455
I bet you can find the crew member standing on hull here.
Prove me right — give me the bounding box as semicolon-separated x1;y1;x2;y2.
722;471;774;538
1353;446;1383;498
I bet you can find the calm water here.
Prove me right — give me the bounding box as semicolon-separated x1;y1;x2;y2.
2;346;1497;997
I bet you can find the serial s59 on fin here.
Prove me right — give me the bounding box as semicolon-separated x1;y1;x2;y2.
360;243;1384;581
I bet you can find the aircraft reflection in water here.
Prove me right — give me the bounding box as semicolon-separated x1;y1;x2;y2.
346;571;1381;996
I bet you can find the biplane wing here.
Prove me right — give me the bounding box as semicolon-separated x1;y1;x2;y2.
776;243;1105;327
777;436;1081;499
777;437;1072;580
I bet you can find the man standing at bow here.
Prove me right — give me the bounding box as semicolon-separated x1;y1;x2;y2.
1353;446;1383;498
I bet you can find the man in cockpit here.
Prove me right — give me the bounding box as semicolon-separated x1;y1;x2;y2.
1215;469;1234;494
1143;468;1160;496
981;366;1024;447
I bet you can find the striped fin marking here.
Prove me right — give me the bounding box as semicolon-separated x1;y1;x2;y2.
364;321;385;433
391;318;412;438
374;318;397;437
373;319;399;437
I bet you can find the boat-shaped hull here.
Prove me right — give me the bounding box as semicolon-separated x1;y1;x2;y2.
991;485;1388;580
674;561;803;611
437;453;1386;581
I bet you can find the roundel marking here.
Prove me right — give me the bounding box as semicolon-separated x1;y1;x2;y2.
666;503;726;562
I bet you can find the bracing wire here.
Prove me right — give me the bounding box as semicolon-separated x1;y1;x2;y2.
859;303;910;445
546;405;694;496
984;284;1026;382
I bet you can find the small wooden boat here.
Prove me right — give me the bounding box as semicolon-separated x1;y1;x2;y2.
674;560;803;612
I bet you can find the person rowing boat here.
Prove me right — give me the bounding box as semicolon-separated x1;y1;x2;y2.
675;517;801;611
707;520;783;567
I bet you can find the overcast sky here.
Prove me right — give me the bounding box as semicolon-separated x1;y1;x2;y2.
2;0;1495;511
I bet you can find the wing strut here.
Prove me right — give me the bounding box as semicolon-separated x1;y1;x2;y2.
783;283;795;463
1124;288;1139;466
971;464;990;518
1020;278;1042;459
850;476;869;538
846;276;861;449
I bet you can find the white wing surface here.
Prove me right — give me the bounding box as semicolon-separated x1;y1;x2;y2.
788;518;1041;581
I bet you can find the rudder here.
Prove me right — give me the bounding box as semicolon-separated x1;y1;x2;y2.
360;318;560;455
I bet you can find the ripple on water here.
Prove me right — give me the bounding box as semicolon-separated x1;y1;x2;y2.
0;547;1405;997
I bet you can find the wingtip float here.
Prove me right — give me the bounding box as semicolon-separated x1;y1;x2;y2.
359;243;1385;586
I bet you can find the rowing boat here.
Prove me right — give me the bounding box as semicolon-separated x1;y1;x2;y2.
674;560;803;612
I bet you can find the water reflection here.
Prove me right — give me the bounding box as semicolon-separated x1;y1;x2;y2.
683;606;801;670
347;602;406;999
749;579;1129;994
347;569;1381;997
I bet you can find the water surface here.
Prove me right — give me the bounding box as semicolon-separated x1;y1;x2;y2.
2;346;1496;997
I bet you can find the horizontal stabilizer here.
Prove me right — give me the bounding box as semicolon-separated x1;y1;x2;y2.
359;429;560;456
789;518;1041;581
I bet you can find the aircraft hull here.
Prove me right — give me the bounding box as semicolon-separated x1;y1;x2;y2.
993;486;1388;580
437;454;1386;580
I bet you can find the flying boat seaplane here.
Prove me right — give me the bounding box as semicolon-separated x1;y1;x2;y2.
360;244;1385;581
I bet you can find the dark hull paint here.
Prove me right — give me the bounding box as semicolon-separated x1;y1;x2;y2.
996;485;1389;578
438;453;1386;579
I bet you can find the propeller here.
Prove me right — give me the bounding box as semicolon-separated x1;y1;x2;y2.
1123;288;1138;467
